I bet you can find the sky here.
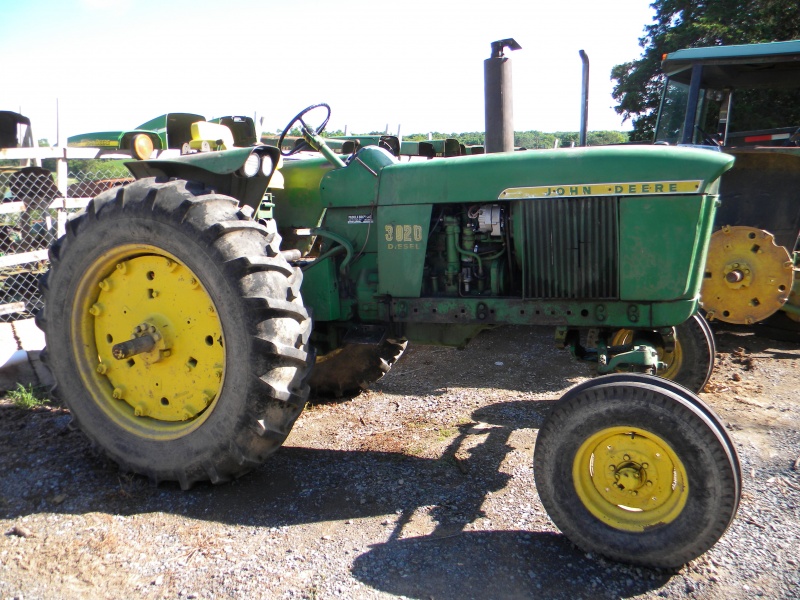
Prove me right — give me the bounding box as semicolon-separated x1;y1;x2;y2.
2;0;656;144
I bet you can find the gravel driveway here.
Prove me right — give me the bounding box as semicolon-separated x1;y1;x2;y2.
1;324;798;599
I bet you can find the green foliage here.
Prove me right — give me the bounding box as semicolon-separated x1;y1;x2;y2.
398;130;627;148
8;383;49;409
266;124;628;148
588;130;629;145
611;0;800;140
67;159;131;179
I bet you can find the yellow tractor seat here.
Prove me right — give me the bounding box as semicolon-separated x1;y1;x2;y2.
186;121;235;152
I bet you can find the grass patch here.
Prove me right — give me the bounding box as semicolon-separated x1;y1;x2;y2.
436;426;459;442
8;383;49;409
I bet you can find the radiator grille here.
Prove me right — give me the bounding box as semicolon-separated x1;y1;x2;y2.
516;197;619;299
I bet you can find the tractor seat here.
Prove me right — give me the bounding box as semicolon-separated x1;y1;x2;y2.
188;121;235;151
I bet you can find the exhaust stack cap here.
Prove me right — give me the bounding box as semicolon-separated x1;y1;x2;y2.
490;38;522;58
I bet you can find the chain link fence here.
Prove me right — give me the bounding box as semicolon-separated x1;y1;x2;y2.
0;157;132;323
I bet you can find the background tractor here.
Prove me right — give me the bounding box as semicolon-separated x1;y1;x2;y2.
38;106;741;568
67;113;258;160
655;39;800;332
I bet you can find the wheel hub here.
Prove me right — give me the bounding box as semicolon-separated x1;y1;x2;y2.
112;321;169;364
612;460;647;492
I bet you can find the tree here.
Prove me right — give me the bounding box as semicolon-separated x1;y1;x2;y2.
611;0;800;140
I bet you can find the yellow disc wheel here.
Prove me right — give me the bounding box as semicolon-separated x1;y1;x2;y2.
701;226;793;324
38;178;312;487
73;247;224;437
573;426;687;531
533;375;740;568
609;314;715;393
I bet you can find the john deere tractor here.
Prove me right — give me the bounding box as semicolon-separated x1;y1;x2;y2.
655;39;800;330
38;105;740;568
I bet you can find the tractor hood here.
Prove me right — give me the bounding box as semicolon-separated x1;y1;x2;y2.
375;145;735;206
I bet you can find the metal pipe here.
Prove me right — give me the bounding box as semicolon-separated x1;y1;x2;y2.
311;228;354;274
579;50;590;147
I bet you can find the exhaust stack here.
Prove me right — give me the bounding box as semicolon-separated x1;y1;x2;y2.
484;38;521;153
579;50;589;147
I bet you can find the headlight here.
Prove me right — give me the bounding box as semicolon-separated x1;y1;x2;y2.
240;153;260;177
260;154;273;177
131;134;154;160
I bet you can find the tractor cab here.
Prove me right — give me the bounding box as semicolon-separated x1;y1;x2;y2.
654;40;800;327
655;39;800;149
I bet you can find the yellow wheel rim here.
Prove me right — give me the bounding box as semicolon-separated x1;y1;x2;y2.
610;329;681;381
72;244;225;441
701;226;793;324
573;426;688;531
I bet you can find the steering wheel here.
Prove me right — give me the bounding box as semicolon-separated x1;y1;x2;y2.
277;103;331;156
694;125;721;147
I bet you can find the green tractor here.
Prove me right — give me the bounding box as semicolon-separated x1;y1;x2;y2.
38;104;740;568
655;39;800;330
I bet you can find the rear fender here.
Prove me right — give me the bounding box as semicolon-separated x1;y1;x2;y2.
124;145;281;210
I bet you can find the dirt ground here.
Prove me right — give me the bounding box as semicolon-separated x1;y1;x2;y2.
1;321;799;599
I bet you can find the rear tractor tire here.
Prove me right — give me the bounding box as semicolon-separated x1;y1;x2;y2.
37;178;312;488
533;374;740;568
309;339;408;398
610;313;715;393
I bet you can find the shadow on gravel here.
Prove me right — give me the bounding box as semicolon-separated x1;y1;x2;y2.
712;324;800;360
1;393;677;596
351;530;671;600
164;398;558;529
1;399;553;523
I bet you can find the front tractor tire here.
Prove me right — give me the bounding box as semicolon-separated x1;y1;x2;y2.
611;313;716;393
37;178;312;488
533;374;740;568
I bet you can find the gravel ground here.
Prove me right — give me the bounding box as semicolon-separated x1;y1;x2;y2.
1;324;799;599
